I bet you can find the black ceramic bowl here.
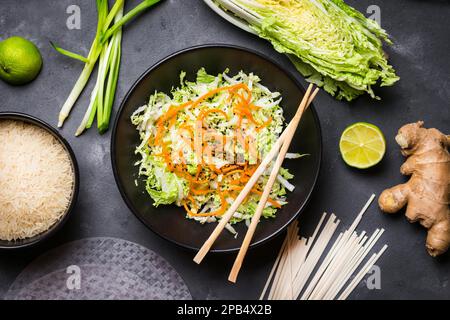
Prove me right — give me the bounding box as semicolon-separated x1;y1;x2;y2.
0;112;79;250
111;45;322;252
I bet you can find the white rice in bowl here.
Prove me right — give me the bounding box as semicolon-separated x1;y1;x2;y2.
0;120;75;241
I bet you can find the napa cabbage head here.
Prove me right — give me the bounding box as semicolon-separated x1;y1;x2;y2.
215;0;399;100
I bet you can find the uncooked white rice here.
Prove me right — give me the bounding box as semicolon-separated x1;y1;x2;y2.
0;120;74;241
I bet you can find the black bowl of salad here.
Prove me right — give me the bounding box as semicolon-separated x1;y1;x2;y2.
111;44;322;252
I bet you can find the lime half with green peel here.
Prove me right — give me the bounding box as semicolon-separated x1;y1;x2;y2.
0;36;43;85
339;122;386;169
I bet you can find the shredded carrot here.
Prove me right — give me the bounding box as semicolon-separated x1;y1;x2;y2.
248;103;261;111
205;191;227;216
229;179;241;185
227;185;281;208
190;83;249;109
190;188;214;195
191;178;210;185
250;188;282;208
222;165;240;173
208;164;222;174
183;201;207;217
238;108;259;126
179;124;194;149
256;116;273;132
224;169;244;177
198;108;228;122
147;82;285;217
183;190;226;217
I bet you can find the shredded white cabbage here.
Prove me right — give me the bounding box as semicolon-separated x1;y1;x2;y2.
131;68;304;228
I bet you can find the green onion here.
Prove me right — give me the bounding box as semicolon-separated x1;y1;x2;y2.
53;0;162;135
101;0;161;43
56;0;107;128
56;43;100;128
99;23;122;133
49;42;89;63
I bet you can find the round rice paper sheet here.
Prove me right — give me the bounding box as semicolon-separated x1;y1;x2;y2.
5;237;191;300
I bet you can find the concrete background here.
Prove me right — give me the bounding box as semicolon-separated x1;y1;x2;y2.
0;0;449;299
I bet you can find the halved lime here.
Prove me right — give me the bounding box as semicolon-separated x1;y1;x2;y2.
339;122;386;169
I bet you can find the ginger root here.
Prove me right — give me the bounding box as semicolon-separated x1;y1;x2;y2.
379;121;450;257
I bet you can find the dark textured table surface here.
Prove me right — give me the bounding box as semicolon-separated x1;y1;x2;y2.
1;0;449;300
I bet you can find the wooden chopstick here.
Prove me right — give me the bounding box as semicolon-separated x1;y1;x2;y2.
193;84;317;265
228;87;319;283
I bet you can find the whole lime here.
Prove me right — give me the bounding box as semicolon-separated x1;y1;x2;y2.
0;36;43;85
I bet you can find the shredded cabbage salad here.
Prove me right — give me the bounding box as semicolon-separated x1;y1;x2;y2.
131;68;301;233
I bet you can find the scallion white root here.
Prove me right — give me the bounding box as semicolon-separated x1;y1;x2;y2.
58;52;99;128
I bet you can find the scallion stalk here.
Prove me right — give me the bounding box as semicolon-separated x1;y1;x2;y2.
101;0;161;43
57;0;108;127
99;9;123;133
49;42;89;63
54;0;162;134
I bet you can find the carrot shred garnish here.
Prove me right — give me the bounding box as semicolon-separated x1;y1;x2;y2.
224;169;244;177
256;116;273;132
190;188;214;195
183;190;226;217
222;165;240;173
250;188;282;208
198;108;229;122
148;83;284;218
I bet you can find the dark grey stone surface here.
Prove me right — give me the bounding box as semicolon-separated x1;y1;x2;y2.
0;0;449;300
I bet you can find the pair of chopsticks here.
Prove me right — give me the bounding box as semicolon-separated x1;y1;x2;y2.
193;84;319;283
